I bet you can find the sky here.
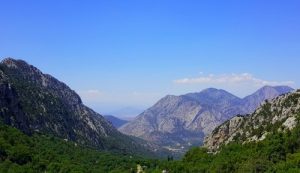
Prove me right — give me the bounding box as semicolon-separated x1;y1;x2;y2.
0;0;300;116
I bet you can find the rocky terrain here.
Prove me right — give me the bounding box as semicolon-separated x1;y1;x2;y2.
204;89;300;151
120;86;293;152
0;58;158;156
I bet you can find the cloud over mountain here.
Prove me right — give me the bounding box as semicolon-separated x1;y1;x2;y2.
174;73;295;86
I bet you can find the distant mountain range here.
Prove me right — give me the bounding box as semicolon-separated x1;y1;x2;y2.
0;58;162;157
104;115;129;128
119;86;294;152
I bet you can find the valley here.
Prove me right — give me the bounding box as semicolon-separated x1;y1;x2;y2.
0;58;300;172
1;1;299;172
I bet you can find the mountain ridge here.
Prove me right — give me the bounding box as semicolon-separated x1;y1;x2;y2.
119;85;294;152
0;58;160;156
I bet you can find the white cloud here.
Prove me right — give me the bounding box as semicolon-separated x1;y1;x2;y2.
174;73;295;86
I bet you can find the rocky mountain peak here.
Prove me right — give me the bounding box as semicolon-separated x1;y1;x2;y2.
250;85;293;96
242;85;294;113
201;88;220;93
255;85;293;95
1;57;19;68
191;88;233;97
158;95;180;103
204;89;300;152
1;58;82;105
2;58;40;73
273;85;294;93
120;86;293;153
186;88;241;104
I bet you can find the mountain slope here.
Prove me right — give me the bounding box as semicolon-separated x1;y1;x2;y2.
0;121;162;172
104;115;129;128
120;86;293;152
242;85;294;113
2;90;300;172
0;58;157;156
204;89;300;151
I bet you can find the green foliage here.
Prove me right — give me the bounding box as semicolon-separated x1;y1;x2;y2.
154;115;300;173
0;123;160;173
2;107;300;172
282;93;300;108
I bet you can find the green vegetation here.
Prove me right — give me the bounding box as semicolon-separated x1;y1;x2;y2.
156;115;300;173
0;122;161;173
2;118;300;172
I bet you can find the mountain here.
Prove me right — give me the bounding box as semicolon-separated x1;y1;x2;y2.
1;83;299;173
242;85;294;113
104;115;129;128
0;58;158;156
163;89;300;172
119;86;293;152
204;89;300;152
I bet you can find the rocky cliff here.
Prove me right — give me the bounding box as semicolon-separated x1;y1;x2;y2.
204;89;300;151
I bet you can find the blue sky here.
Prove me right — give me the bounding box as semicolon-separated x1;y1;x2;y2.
0;0;299;115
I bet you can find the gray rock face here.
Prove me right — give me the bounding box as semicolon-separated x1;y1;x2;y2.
0;58;157;155
119;86;293;151
204;90;300;151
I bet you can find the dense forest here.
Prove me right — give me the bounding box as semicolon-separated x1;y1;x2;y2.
1;114;300;173
0;121;159;173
